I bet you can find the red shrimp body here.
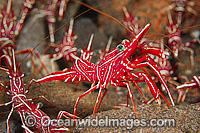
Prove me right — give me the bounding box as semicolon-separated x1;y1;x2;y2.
0;0;15;43
32;24;175;119
0;49;71;132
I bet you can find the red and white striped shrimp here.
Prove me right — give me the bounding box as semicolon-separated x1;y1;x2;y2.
177;75;200;103
0;0;48;73
30;24;175;119
0;49;79;132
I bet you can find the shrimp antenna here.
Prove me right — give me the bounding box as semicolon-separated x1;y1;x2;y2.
72;0;134;37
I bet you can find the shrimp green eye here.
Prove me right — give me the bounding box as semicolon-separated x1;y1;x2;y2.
121;39;129;44
117;44;125;51
24;112;29;117
6;75;9;79
5;75;11;79
21;73;27;77
137;16;141;20
36;102;43;108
